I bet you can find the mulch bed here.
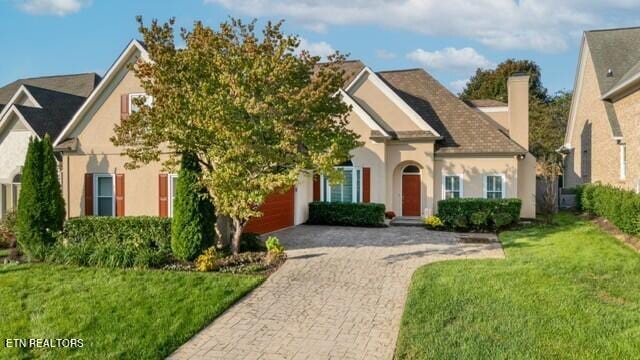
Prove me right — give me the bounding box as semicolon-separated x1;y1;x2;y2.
588;216;640;252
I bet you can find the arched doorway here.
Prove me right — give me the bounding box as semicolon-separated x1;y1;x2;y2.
402;165;421;216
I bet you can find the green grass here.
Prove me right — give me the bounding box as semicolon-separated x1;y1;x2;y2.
395;213;640;359
0;248;9;257
0;264;264;359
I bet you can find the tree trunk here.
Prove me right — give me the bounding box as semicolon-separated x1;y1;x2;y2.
214;216;229;249
539;155;561;225
542;176;556;224
231;217;244;256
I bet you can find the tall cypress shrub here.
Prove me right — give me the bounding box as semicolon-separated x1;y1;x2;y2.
41;135;66;232
17;135;65;259
171;153;215;261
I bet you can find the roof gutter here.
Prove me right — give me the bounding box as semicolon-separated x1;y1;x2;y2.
601;71;640;101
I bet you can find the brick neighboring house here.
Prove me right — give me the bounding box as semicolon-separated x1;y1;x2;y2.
562;27;640;192
0;73;100;219
53;40;536;234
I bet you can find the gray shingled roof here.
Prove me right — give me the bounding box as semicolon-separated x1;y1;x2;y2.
0;73;99;106
464;99;507;108
0;73;100;138
377;68;526;155
315;60;365;87
584;27;640;138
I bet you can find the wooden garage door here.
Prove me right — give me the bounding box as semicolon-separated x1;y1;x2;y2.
244;188;295;234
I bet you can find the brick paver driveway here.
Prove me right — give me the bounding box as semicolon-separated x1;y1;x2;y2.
170;226;504;360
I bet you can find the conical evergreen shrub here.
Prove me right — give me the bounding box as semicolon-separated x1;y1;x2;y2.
171;152;216;261
17;135;65;259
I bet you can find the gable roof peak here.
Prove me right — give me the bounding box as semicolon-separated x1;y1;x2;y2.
377;67;526;155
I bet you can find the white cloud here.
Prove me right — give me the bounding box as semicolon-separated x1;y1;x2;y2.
449;79;469;95
375;49;396;60
206;0;640;52
298;38;335;59
16;0;89;16
407;47;494;73
302;22;328;33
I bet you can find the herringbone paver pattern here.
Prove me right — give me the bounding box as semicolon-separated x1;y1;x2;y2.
169;226;503;360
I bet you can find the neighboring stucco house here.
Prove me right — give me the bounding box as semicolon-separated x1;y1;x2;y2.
562;27;640;192
0;73;100;219
53;39;536;234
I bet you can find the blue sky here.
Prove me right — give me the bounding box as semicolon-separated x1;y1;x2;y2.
2;0;640;95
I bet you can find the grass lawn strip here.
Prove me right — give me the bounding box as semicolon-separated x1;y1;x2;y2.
395;213;640;359
0;264;264;359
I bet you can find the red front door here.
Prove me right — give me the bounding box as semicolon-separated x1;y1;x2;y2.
402;175;421;216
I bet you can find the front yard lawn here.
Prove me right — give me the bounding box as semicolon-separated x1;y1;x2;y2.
395;213;640;359
0;264;264;359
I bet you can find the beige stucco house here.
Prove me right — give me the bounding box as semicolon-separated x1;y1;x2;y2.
313;65;536;221
562;27;640;192
53;40;536;234
0;73;100;219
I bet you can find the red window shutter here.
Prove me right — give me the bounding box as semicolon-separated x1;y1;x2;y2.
313;175;320;201
120;94;129;121
363;167;371;203
159;174;168;217
115;174;125;217
84;174;93;216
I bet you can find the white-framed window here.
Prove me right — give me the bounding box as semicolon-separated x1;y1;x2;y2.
129;93;153;114
443;174;463;199
168;174;178;217
94;174;115;216
321;166;363;203
484;174;506;199
620;143;627;180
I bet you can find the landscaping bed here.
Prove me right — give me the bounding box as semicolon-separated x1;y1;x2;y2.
0;263;264;359
395;212;640;359
46;217;286;275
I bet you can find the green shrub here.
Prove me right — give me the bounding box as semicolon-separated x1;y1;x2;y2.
470;211;489;230
17;136;65;260
307;202;385;227
195;247;219;272
578;183;640;236
240;232;265;252
50;216;171;268
265;236;284;254
574;185;585;212
0;210;17;248
171;152;216;261
453;215;468;230
492;213;513;229
437;198;521;231
424;215;444;229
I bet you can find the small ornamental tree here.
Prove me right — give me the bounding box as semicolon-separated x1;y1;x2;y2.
171;152;216;261
17;135;65;259
112;17;361;254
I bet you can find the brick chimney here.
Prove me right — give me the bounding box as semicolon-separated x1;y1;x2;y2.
507;73;530;150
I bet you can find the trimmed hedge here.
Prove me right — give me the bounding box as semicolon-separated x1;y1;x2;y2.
578;183;640;235
307;202;385;227
437;198;521;231
49;216;172;268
